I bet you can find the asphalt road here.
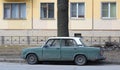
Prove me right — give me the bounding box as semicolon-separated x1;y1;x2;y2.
0;62;120;70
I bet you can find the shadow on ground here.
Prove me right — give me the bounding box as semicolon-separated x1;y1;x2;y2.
36;61;108;66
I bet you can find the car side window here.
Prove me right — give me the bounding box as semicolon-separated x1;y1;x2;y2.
46;39;54;46
61;39;77;47
46;39;60;48
52;39;60;47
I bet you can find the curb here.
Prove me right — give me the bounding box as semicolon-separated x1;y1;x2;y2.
0;58;25;63
103;61;120;65
0;58;120;65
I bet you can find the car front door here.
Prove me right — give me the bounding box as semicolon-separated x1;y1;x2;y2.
61;39;78;60
43;39;61;60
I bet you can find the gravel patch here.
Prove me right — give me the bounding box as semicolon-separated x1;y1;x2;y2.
103;50;120;64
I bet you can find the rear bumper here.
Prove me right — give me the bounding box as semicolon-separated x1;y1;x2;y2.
97;56;106;60
89;56;106;61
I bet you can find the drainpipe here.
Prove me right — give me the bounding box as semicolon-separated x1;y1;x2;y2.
92;0;94;36
31;0;33;29
31;0;33;37
27;0;33;37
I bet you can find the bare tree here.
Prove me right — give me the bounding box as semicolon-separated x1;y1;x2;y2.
57;0;69;37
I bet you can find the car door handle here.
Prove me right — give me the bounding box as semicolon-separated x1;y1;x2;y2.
56;48;60;50
74;48;77;50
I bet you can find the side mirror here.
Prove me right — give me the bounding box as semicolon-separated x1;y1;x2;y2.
44;45;49;48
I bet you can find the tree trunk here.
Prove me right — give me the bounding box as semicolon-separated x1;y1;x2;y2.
57;0;69;37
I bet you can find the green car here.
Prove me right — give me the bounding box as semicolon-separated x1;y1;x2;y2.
21;37;105;65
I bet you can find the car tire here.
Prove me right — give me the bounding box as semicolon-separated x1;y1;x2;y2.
26;54;38;64
74;55;87;65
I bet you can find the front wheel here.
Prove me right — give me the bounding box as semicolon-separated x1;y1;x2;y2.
26;54;38;64
74;55;87;65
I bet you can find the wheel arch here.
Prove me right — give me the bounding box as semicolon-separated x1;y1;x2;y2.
25;53;38;59
74;54;87;60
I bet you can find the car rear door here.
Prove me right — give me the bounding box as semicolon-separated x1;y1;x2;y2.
61;39;78;60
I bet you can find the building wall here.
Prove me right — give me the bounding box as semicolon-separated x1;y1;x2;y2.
0;0;120;37
94;0;120;30
0;0;32;29
33;0;57;29
69;0;92;30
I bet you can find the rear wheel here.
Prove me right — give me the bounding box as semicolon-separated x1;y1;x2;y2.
26;54;38;64
74;55;87;65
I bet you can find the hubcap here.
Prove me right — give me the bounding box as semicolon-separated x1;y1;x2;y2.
27;54;37;64
75;55;86;65
29;56;35;62
77;57;84;63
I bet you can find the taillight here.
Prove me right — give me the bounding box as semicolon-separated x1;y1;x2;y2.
100;48;103;56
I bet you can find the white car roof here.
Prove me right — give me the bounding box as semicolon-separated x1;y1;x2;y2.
48;37;80;39
48;37;82;45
